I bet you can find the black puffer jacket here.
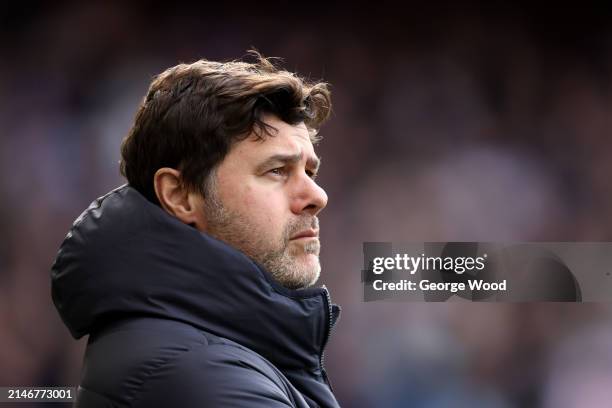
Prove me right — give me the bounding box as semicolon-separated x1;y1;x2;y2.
51;185;341;407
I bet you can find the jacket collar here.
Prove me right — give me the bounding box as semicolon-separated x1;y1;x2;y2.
52;185;340;374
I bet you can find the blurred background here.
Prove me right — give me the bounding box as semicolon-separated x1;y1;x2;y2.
2;2;612;407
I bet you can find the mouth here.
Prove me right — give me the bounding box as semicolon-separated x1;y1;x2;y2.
290;229;319;240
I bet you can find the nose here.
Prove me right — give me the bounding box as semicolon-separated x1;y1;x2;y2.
291;175;328;216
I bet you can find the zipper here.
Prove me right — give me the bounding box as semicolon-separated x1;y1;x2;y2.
319;285;334;388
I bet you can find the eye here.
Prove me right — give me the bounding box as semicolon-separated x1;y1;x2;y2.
268;167;287;176
306;169;318;180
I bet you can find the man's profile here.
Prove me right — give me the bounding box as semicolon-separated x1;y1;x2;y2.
51;52;340;407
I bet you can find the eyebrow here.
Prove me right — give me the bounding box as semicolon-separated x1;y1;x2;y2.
255;152;321;173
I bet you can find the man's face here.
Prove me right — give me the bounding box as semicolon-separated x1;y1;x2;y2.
202;115;328;289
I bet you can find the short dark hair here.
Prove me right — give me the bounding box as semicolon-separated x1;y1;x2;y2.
120;51;332;204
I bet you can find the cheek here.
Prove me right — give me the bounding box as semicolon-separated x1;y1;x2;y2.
240;186;264;214
240;186;287;230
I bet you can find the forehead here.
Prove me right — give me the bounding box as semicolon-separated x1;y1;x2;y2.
234;117;316;159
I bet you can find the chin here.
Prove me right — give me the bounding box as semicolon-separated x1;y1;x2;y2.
285;260;319;289
302;262;321;287
299;254;320;270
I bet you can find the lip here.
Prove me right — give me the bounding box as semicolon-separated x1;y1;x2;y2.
290;229;319;240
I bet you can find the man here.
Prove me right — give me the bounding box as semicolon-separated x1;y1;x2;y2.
51;52;341;407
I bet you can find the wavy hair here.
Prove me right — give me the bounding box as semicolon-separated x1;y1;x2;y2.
120;50;332;204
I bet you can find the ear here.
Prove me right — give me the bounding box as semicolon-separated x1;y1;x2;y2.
153;168;206;230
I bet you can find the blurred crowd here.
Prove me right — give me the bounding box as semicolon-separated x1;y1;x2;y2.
2;2;612;407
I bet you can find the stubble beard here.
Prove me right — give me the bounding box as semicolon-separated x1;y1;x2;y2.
202;182;321;290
